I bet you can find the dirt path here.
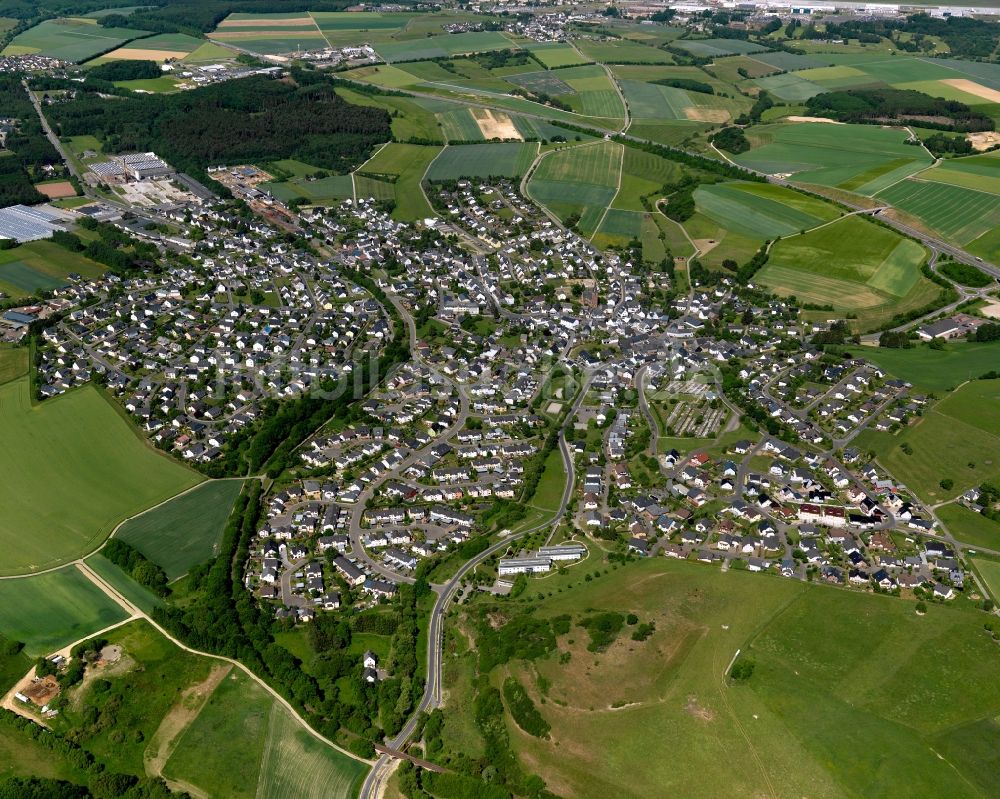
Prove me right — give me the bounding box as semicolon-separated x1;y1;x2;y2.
145;663;232;780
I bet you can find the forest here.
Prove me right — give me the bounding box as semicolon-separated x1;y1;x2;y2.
44;69;391;178
0;75;62;206
805;88;994;131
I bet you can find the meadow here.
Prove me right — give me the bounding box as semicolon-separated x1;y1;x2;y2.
0;347;26;386
973;558;1000;601
936;503;1000;551
756;215;938;329
427;142;538;181
734;122;932;195
356;142;442;220
448;558;1000;798
115;479;245;580
0;378;201;575
374;31;514;63
0;239;105;298
3;17;150;62
860;340;1000;392
674;38;766;57
0;566;128;656
864;379;1000;502
527;41;590;68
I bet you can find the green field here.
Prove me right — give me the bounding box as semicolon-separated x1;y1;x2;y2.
528;447;567;514
0;240;105;299
937;503;1000;551
527;41;591;68
973;557;1000;601
611;146;683;212
861;340;1000;393
0;378;200;575
85;553;165;616
115;480;244;580
694;181;840;239
427;142;538;180
374;31;513;63
864;379;1000;502
115;76;180;93
356;143;441;220
0;567;128;656
576;39;673;64
756;215;939;330
527;141;622;235
3;18;150;62
735;123;933;195
0;347;27;386
878;178;1000;247
163;668;365;798
674;38;766;57
446;558;1000;798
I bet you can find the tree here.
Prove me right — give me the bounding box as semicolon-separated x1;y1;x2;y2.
939;478;954;490
916;601;928;614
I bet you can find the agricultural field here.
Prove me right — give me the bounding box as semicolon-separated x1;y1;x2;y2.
334;86;444;143
84;553;165;616
445;558;1000;799
0;377;201;575
0;239;105;298
693;181;841;239
2;17;150;62
209;12;327;55
89;31;203;63
527;140;622;236
756;215;939;330
674;38;767;57
355;142;441;220
0;347;27;386
0;566;128;656
114;479;245;580
426;142;538;181
973;557;1000;601
734;122;933;195
864;378;1000;502
527;41;591;68
162;668;366;798
861;340;1000;393
374;31;514;64
574;39;673;64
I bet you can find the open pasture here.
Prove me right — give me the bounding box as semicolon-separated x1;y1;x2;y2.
427;142;537;180
694;181;840;239
115;480;245;580
3;18;150;62
936;503;1000;551
735;122;932;195
867;379;1000;502
0;378;201;576
861;340;1000;393
460;558;1000;799
0;566;128;656
374;31;513;63
877;178;1000;245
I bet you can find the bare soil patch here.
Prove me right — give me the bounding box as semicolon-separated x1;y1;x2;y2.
34;181;76;199
967;131;1000;152
693;238;719;255
785;115;844;125
471;108;522;141
980;299;1000;320
144;663;232;778
684;694;715;722
105;47;190;61
685;107;730;123
942;78;1000;104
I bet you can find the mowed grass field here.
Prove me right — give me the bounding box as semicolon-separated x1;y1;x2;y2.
527;140;622;235
936;503;1000;551
2;17;150;62
0;378;201;575
163;668;366;798
756;215;939;330
878;178;1000;250
864;378;1000;503
427;142;538;180
0;566;128;656
0;239;105;298
860;340;1000;393
452;559;1000;799
735;123;933;195
115;480;245;580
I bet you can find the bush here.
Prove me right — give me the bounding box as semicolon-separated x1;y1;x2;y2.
577;612;624;652
729;656;755;681
502;677;550;738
